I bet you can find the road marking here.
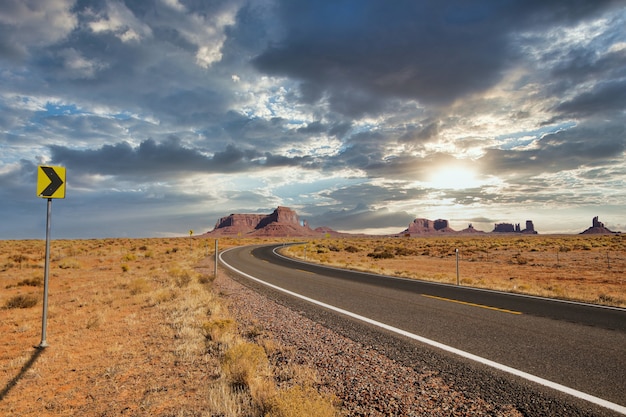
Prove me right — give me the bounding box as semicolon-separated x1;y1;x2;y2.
220;247;626;416
422;294;522;315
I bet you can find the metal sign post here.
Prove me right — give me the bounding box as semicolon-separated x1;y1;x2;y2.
36;165;66;348
214;239;218;277
39;198;53;348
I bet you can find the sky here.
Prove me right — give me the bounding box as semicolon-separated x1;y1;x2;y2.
1;0;625;239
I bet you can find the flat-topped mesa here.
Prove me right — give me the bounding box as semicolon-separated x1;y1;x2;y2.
493;220;537;234
256;206;300;229
402;218;456;236
213;213;265;230
205;206;319;237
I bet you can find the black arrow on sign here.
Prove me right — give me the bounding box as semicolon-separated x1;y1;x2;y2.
40;166;64;197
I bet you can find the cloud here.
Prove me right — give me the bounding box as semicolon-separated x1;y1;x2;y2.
48;137;315;180
1;0;625;238
553;79;626;119
479;121;625;177
310;203;416;232
86;0;153;42
253;0;620;114
0;0;77;61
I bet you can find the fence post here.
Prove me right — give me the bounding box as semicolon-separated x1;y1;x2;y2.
456;248;460;286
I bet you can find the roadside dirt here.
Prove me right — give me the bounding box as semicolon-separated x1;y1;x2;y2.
1;235;623;416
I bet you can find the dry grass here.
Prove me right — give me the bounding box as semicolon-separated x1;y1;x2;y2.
0;237;339;416
284;234;626;307
2;233;621;416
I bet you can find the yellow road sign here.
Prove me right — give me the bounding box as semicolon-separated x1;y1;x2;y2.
37;165;66;199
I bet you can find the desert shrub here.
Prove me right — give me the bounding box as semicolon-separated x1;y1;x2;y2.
121;264;130;273
394;246;416;256
122;253;136;262
5;294;38;309
198;273;214;284
128;278;150;295
17;277;43;287
344;245;359;253
266;385;338;417
147;288;178;306
202;318;235;341
222;342;268;387
367;250;395;259
58;258;81;269
511;254;530;265
597;294;622;306
169;266;193;287
9;254;29;268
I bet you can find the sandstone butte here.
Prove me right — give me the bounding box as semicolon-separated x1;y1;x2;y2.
200;206;619;238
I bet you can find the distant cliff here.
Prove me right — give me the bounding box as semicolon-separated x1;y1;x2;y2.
493;220;537;234
399;218;538;236
401;218;456;235
204;206;321;237
580;216;618;235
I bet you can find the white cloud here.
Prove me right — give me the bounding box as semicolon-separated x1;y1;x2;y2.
87;0;152;42
0;0;76;57
57;48;107;79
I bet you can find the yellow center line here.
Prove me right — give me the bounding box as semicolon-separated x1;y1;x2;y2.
422;294;522;315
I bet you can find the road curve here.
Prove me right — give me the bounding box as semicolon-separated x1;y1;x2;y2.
220;243;626;414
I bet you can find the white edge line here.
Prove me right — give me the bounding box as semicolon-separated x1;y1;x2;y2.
220;247;626;415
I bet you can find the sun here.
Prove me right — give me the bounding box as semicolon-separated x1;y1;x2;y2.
427;166;480;190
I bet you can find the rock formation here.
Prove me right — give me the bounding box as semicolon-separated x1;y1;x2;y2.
493;220;537;234
400;217;538;236
204;206;321;237
401;218;456;236
580;216;617;235
459;223;485;234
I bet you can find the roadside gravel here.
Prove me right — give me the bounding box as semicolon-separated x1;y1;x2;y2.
214;270;526;416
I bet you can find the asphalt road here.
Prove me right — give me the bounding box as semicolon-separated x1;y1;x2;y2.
220;243;626;414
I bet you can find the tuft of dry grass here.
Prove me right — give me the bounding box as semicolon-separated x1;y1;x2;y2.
4;294;39;309
222;342;269;387
266;385;338;417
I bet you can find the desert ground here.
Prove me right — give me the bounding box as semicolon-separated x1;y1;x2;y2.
0;237;337;417
1;234;624;416
284;234;626;307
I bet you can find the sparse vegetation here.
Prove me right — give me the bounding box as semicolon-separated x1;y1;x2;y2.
284;235;626;307
0;237;341;416
4;294;39;309
1;234;623;416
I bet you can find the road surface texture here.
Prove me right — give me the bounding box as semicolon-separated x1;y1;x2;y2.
220;244;626;416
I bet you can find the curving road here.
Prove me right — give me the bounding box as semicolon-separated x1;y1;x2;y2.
220;243;626;415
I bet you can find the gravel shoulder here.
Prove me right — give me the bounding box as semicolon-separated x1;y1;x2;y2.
215;267;621;417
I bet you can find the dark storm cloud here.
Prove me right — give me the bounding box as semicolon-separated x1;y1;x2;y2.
320;183;428;205
0;159;38;199
49;137;313;178
253;0;620;114
553;79;626;119
480;121;625;176
309;203;415;232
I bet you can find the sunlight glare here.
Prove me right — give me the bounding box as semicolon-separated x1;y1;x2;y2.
427;166;480;190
